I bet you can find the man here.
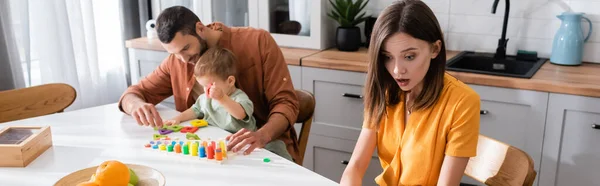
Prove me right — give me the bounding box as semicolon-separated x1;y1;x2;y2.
119;6;300;161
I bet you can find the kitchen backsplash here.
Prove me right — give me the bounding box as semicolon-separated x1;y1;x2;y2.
363;0;600;63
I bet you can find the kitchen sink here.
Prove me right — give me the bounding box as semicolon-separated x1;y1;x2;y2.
446;51;547;79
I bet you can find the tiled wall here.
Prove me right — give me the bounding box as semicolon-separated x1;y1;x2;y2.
364;0;600;63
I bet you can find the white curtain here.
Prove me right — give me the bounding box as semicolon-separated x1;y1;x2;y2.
7;0;128;110
289;0;310;36
0;0;25;91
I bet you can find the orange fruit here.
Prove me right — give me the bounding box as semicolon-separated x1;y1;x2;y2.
76;181;100;186
93;160;130;186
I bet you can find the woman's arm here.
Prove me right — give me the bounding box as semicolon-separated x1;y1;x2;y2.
437;156;470;186
340;128;378;186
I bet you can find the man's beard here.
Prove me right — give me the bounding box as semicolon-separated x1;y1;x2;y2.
189;34;209;64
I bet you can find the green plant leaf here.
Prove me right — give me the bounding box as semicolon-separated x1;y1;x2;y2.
351;17;369;26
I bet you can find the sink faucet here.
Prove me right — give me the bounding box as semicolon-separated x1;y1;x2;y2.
492;0;509;59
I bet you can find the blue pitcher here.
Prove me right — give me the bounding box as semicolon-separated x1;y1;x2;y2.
550;12;593;66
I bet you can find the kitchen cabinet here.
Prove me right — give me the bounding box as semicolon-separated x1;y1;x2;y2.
301;67;366;141
460;84;548;186
151;0;333;50
304;134;381;186
539;93;600;186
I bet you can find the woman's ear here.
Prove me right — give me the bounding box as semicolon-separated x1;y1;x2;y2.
431;40;442;59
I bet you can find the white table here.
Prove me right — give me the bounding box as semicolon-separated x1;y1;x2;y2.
0;103;338;186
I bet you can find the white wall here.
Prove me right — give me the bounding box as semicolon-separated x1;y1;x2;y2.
364;0;600;63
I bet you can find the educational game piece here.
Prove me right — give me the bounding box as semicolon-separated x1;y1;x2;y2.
211;141;216;149
190;119;208;128
159;144;166;151
207;145;215;159
153;134;167;140
175;144;182;153
144;144;151;148
180;126;199;133
191;142;199;156
149;141;155;145
167;145;174;152
166;125;184;132
183;144;189;155
219;141;227;158
186;133;200;140
215;148;223;161
158;128;173;135
263;158;271;163
171;141;176;146
152;144;159;149
199;146;206;158
202;141;208;148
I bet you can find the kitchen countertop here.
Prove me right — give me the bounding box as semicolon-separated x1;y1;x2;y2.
302;48;600;98
125;37;320;66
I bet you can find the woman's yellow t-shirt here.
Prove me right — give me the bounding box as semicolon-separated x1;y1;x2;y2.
364;73;480;186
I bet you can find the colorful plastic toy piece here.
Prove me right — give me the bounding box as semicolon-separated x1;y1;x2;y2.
165;125;184;132
158;128;173;135
171;141;177;146
211;141;216;149
144;144;151;148
159;144;166;151
152;144;159;149
207;145;215;159
179;141;184;145
219;141;227;158
150;141;155;144
202;141;208;148
199;146;206;158
183;144;189;155
156;141;162;145
263;158;271;163
215;148;223;161
191;142;199;156
180;126;199;133
190;119;208;128
186;133;200;140
167;144;174;152
175;144;182;153
153;134;167;140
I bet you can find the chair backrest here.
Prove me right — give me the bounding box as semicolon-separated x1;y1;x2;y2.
0;83;76;123
465;135;537;186
294;89;315;165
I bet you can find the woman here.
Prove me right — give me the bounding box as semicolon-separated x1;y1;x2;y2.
340;0;480;185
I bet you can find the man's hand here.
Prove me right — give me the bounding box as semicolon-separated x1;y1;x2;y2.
226;128;270;155
131;103;164;127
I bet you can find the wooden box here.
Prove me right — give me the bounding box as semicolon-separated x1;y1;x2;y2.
0;126;52;167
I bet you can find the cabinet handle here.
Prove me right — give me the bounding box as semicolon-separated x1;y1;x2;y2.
341;160;349;165
480;110;489;115
342;93;363;99
593;124;600;130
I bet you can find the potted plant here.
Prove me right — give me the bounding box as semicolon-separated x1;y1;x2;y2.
328;0;370;51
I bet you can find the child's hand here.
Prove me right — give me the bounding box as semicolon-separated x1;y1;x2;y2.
163;119;181;126
208;82;227;101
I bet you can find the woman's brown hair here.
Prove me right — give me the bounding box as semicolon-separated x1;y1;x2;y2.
364;0;447;127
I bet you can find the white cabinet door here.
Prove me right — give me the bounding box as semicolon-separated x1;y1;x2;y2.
304;134;381;186
301;67;366;141
540;93;600;186
128;48;175;106
460;84;548;186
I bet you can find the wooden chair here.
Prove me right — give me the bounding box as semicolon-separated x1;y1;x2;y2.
465;135;537;186
294;89;315;165
0;83;76;123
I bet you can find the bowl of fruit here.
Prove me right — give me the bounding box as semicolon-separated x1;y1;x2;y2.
54;160;165;186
